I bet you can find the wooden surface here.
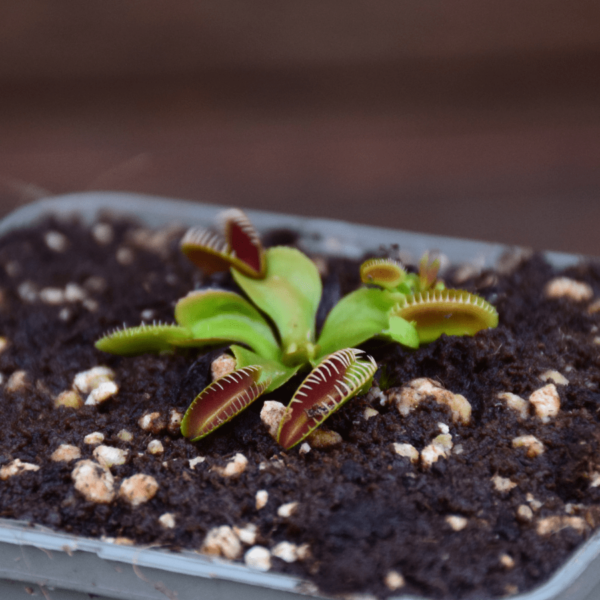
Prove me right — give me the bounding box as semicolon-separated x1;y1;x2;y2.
1;3;599;255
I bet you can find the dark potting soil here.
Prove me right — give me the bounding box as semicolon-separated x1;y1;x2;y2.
1;215;600;600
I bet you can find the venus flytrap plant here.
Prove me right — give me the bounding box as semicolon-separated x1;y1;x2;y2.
95;209;499;450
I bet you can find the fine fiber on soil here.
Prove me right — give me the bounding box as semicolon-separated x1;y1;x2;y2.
1;213;600;600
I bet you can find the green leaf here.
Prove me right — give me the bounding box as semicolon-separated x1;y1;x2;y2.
360;258;406;290
174;290;280;360
384;315;420;348
392;289;499;343
232;247;322;361
277;348;377;449
95;323;192;355
180;209;265;278
230;345;300;392
316;288;397;358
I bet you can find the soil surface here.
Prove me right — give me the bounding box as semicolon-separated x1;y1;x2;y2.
2;216;600;600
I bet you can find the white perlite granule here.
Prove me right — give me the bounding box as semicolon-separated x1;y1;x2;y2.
73;366;115;395
117;429;133;442
365;385;387;407
384;570;405;591
363;407;379;419
66;284;88;303
54;390;83;409
512;435;545;458
138;412;165;433
147;440;164;455
39;287;65;304
159;513;176;529
85;381;119;406
201;526;242;560
260;401;286;438
299;443;311;455
271;541;304;563
492;475;517;493
446;515;468;531
116;247;134;265
211;354;237;380
168;409;183;433
529;384;561;422
93;445;128;468
6;370;27;393
500;554;515;569
244;546;272;571
50;444;81;463
234;523;258;546
213;453;248;477
393;443;419;464
536;515;587;536
44;231;68;252
390;378;471;424
544;277;593;302
189;456;206;470
516;505;534;523
84;432;105;445
277;502;299;518
0;459;40;480
255;490;269;510
539;370;569;386
119;474;159;507
71;460;115;503
421;434;453;468
497;392;529;420
92;223;115;245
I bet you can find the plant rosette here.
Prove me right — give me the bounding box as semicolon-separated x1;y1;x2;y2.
95;209;498;449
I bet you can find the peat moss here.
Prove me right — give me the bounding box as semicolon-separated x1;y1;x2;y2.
1;216;600;599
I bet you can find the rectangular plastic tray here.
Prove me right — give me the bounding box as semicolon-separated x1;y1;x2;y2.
0;192;598;600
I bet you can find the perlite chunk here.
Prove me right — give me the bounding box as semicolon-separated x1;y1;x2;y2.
537;515;587;536
512;435;545;458
446;515;468;531
393;443;419;464
271;541;308;563
71;460;115;503
244;546;271;571
421;434;453;468
213;453;248;478
544;277;593;302
260;401;286;438
539;370;569;386
118;474;158;507
0;459;40;480
211;354;236;380
51;444;81;463
255;490;269;510
529;384;561;422
497;392;529;420
492;475;517;493
93;445;128;469
390;378;471;424
73;366;115;395
85;381;119;406
277;502;299;518
201;526;242;560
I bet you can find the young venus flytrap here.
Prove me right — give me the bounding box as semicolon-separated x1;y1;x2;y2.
95;209;499;449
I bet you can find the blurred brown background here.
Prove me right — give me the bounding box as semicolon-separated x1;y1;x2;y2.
1;1;599;254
